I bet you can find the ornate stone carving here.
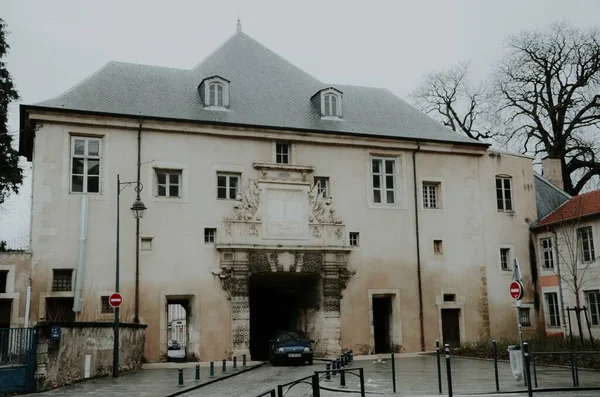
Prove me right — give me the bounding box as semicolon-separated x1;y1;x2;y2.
270;251;283;272
339;268;356;290
311;226;322;238
219;267;234;297
218;268;249;298
229;179;261;221
233;325;249;344
247;252;271;273
324;298;341;313
290;252;300;272
232;278;249;296
323;278;341;297
302;252;324;274
248;224;259;236
309;184;341;224
335;227;343;240
225;222;233;236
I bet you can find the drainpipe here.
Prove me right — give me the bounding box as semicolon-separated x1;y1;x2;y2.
73;195;89;314
551;229;568;337
24;280;31;328
134;120;142;323
412;143;425;351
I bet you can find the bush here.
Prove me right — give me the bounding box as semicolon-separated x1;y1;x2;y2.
453;336;600;371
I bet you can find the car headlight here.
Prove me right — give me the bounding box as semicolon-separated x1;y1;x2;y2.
277;347;285;352
304;347;311;352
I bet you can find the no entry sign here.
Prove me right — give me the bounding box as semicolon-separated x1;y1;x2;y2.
109;293;123;308
509;281;524;300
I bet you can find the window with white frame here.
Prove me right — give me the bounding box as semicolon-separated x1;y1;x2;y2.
217;173;240;199
314;177;329;197
500;248;511;271
422;182;441;209
349;232;359;247
496;176;513;211
324;93;339;117
204;228;216;243
71;136;101;193
156;170;181;197
545;292;560;327
141;237;153;251
540;237;554;269
371;157;396;204
276;142;290;164
586;290;600;326
434;240;443;255
519;308;531;326
578;226;595;263
208;82;224;107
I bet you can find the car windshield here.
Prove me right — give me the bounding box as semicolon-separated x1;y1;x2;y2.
277;331;305;341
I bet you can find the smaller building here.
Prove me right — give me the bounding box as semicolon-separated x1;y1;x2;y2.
532;165;600;339
0;251;31;328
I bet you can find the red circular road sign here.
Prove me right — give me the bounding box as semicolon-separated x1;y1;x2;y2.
109;293;123;308
509;281;524;300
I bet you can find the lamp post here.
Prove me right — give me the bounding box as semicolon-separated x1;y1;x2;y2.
114;174;146;378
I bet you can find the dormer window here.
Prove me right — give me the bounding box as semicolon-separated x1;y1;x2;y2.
324;93;338;117
311;87;343;119
199;76;230;109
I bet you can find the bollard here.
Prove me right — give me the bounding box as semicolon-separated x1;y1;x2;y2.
340;369;347;388
233;356;237;370
492;340;499;392
222;359;227;374
436;340;442;394
445;344;453;397
349;350;353;363
195;364;200;382
532;349;538;388
574;352;580;387
523;343;533;397
339;356;344;369
359;368;365;396
177;368;184;387
311;373;321;397
332;360;338;376
325;362;331;382
209;361;215;378
242;354;247;368
391;352;397;393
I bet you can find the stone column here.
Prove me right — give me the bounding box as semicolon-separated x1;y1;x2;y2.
322;275;342;356
230;274;251;358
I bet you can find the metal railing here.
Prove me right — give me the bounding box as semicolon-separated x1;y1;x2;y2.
0;236;30;252
0;328;34;366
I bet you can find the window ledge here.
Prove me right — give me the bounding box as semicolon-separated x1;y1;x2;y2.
498;210;515;214
253;162;315;173
203;105;229;111
320;116;343;121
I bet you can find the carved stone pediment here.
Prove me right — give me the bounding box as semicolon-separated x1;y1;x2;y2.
225;180;261;222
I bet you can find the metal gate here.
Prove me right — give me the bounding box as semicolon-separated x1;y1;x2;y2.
0;328;37;393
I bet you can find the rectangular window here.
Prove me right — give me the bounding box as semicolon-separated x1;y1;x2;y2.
217;173;240;200
101;296;114;314
500;248;511;271
371;157;396;204
71;136;101;193
349;232;359;247
546;292;560;327
586;290;600;326
578;226;595;263
423;182;440;209
276;142;290;164
496;176;513;211
519;308;531;326
141;237;153;251
540;237;554;269
156;170;181;197
52;269;73;292
0;271;7;293
204;228;216;243
314;177;329;197
434;240;443;255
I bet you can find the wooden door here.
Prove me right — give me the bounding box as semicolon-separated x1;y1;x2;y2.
441;309;460;348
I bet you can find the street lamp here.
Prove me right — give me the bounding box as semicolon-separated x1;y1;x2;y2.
114;174;146;378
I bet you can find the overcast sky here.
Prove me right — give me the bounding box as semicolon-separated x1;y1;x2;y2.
2;0;600;242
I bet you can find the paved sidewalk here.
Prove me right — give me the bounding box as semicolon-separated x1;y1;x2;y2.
21;361;263;397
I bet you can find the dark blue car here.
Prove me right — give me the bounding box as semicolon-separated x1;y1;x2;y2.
269;330;313;366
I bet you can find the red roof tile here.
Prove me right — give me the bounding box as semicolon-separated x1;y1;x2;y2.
536;189;600;228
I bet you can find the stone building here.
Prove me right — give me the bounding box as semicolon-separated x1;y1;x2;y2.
19;24;540;362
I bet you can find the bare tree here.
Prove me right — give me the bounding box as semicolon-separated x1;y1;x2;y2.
410;61;499;141
496;22;600;195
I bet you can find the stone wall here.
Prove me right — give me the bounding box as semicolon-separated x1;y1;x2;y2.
35;322;146;391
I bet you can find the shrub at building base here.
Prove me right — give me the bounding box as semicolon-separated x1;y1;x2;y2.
35;322;146;391
452;336;600;371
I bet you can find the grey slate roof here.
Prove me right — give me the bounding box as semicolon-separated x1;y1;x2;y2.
533;172;571;221
33;30;485;146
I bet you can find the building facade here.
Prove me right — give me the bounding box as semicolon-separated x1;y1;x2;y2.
19;26;540;362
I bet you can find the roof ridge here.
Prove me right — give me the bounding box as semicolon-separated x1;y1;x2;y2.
191;30;241;70
533;172;571;199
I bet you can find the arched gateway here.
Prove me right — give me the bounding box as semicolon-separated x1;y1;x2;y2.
214;163;354;359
